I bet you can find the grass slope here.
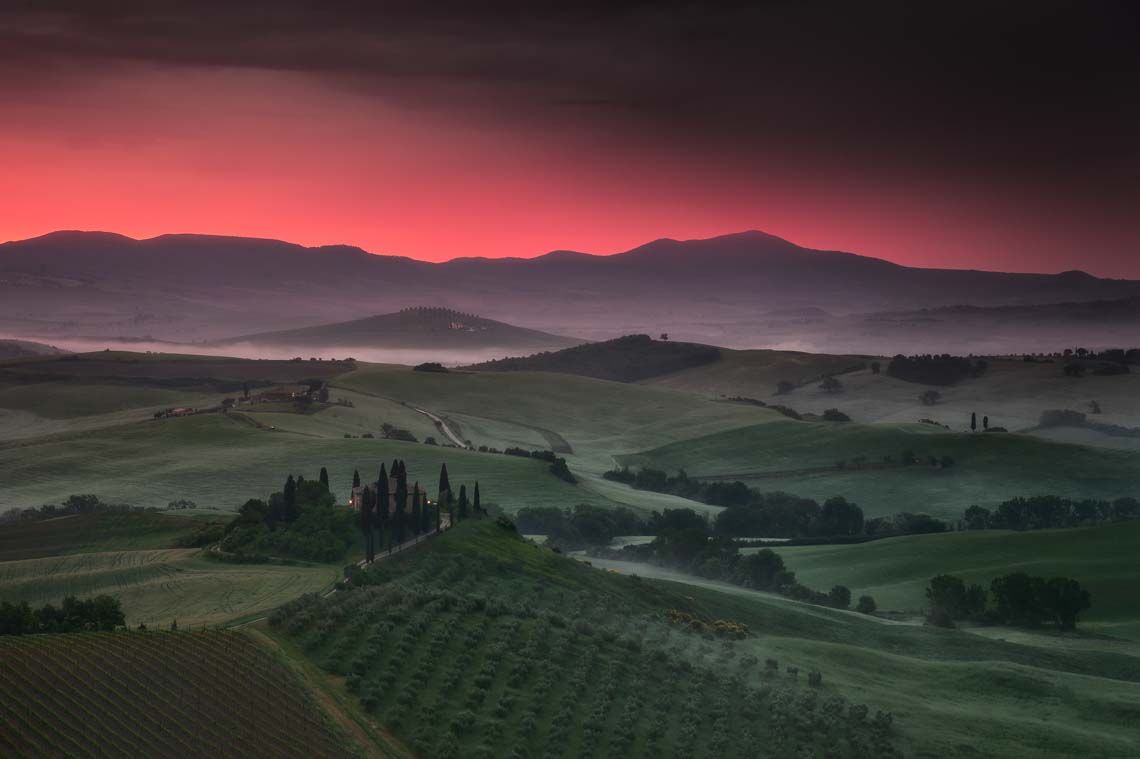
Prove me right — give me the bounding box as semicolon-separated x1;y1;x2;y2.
268;520;1140;759
0;413;599;513
0;548;340;628
621;419;1140;518
269;520;903;759
0;630;353;757
768;521;1140;638
0;511;212;561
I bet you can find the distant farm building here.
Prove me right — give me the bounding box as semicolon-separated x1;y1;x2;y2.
350;477;429;514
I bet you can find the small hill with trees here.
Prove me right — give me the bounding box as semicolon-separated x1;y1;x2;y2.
223;307;583;352
466;334;722;382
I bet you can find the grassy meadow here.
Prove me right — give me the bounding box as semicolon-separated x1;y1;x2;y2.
620;419;1140;518
766;520;1140;638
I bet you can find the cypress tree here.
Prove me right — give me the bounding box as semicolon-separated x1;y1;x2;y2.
283;475;297;522
361;487;375;563
319;467;330;491
458;484;468;521
438;464;451;500
435;496;441;533
353;469;361;489
411;485;422;536
395;465;408;545
983;415;989;430
473;482;481;517
376;464;389;553
971;412;977;432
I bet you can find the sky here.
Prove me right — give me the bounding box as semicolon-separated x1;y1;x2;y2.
1;2;1138;276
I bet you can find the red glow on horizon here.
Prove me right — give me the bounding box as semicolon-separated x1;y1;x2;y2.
1;68;1135;277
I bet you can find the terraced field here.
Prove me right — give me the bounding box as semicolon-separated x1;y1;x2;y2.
0;630;352;757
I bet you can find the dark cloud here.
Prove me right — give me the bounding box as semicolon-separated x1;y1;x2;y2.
2;2;1138;196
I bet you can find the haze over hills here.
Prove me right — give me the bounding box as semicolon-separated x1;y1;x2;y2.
222;307;583;355
2;229;1138;354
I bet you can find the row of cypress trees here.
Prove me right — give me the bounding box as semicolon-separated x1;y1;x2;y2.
351;461;483;563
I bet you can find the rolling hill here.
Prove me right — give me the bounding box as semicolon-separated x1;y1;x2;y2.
223;307;583;353
4;229;1140;352
465;334;721;382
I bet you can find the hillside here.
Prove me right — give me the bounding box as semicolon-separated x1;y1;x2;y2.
268;519;1140;759
466;334;722;382
222;307;583;353
0;630;353;757
0;338;63;360
4;230;1140;352
769;521;1140;639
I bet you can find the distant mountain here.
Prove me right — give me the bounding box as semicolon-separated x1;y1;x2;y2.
465;334;722;382
223;307;583;352
3;229;1139;353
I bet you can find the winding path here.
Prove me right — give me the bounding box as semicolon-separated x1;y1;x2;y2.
411;406;468;448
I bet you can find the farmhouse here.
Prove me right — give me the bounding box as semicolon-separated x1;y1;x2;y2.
350;477;429;515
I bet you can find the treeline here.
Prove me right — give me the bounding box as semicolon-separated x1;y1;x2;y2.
926;573;1091;631
220;472;356;562
586;511;877;614
501;447;577;483
0;494;156;525
886;354;988;385
0;595;125;635
960;495;1140;531
603;467;945;539
359;460;488;563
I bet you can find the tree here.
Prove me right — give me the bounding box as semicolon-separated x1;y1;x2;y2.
659;333;669;341
458;484;469;521
828;585;851;610
242;381;250;399
819;497;864;536
926;574;985;620
352;469;361;489
394;463;408;544
411;485;422;537
819;376;843;394
961;505;991;530
856;595;877;614
990;572;1045;626
376;464;389;553
970;412;977;432
870;361;881;375
282;475;298;523
473;482;481;516
1042;577;1091;631
983;415;989;430
361;486;375;563
776;380;795;395
319;467;330;491
919;390;941;405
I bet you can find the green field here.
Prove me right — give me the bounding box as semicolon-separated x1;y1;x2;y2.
620;419;1140;518
270;520;1140;759
766;521;1140;639
0;413;603;513
0;547;340;628
0;511;214;561
0;630;353;757
645;353;1140;447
